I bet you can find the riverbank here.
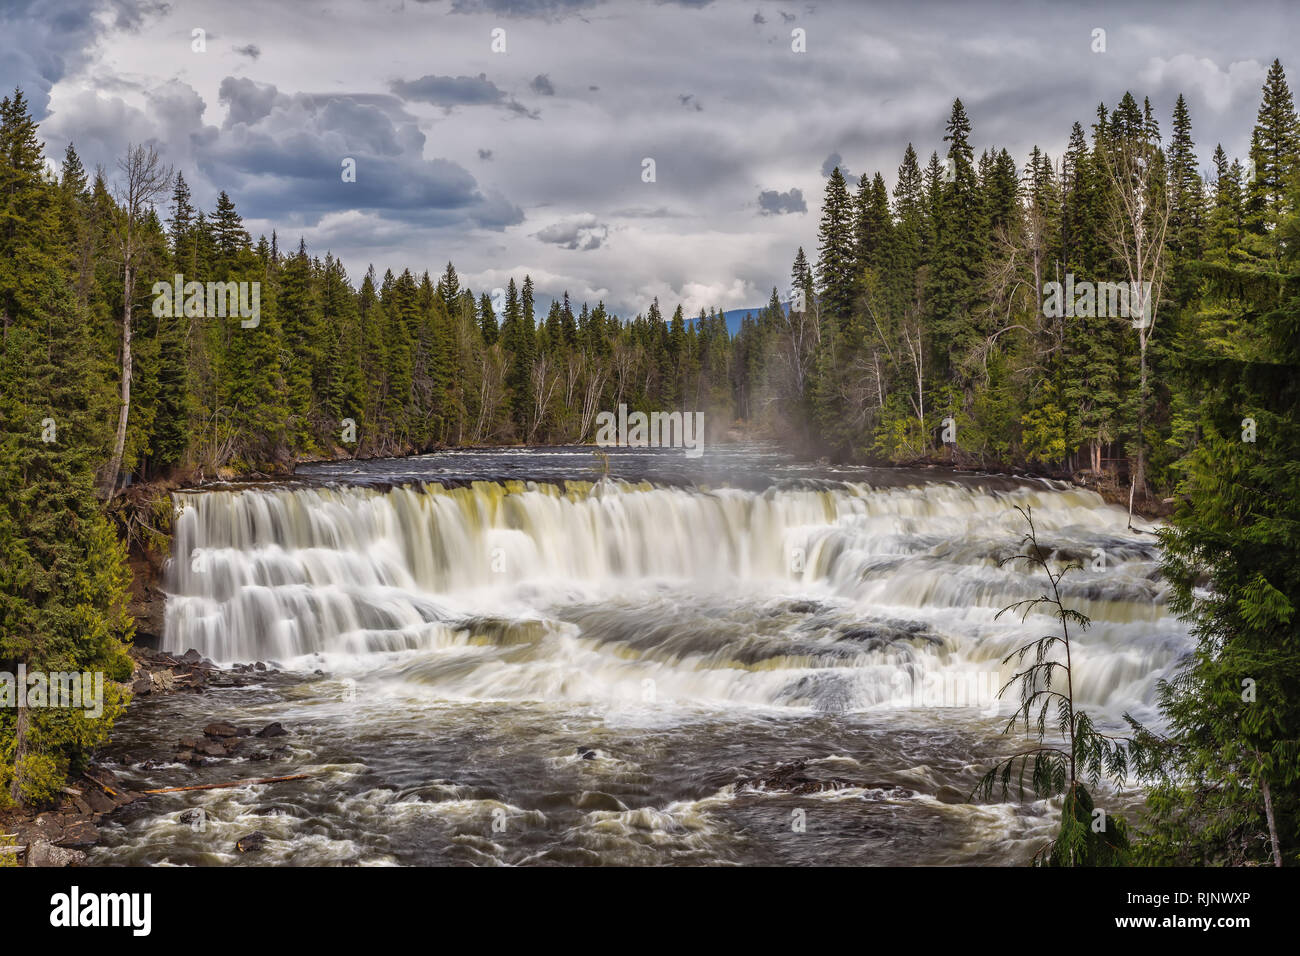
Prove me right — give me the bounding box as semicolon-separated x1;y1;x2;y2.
2;647;217;866
4;647;308;866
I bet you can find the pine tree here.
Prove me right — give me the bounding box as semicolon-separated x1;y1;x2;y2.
929;98;985;385
1167;94;1205;265
816;167;856;329
1245;59;1300;245
0;89;133;807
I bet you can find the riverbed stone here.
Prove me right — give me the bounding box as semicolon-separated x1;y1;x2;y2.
235;831;267;853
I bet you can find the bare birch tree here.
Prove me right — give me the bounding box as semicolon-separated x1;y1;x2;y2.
104;143;172;496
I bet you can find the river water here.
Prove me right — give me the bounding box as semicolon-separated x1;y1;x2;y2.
90;445;1190;866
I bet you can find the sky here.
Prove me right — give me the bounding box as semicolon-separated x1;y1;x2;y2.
2;0;1297;318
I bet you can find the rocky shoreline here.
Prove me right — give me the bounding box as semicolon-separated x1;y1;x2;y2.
3;647;299;867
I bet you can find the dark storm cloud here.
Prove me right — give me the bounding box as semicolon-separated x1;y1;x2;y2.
479;148;494;159
205;79;524;228
233;44;261;60
0;0;147;117
531;74;556;95
757;188;806;215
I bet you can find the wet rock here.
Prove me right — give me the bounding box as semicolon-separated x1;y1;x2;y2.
935;785;967;805
204;721;240;738
178;809;206;828
839;620;943;651
84;789;117;814
255;722;288;738
575;791;626;812
178;736;201;750
576;746;598;760
735;759;856;794
254;662;267;672
787;600;822;614
235;831;267;853
25;841;86;868
180;649;203;665
131;678;152;696
53;820;98;849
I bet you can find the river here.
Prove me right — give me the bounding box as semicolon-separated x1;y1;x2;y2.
89;445;1190;865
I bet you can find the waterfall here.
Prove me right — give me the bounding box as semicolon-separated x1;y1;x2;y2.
163;478;1189;716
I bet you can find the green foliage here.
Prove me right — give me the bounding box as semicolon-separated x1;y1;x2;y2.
972;507;1133;866
0;89;134;808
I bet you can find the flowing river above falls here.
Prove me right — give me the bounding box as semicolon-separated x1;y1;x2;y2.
91;445;1191;866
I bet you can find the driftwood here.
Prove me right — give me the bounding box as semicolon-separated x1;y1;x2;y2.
80;769;121;797
142;774;312;795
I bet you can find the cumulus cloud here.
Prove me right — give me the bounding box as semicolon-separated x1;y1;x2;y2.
23;0;1296;319
1139;55;1267;114
535;213;608;250
0;0;147;117
45;74;523;237
757;188;806;215
390;73;506;106
389;73;539;118
448;0;602;16
821;152;850;178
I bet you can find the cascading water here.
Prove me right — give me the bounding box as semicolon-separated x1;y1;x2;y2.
95;450;1192;866
164;477;1184;716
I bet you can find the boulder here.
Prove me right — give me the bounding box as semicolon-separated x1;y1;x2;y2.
53;820;98;848
203;721;240;738
83;789;117;814
235;831;267;853
24;841;86;868
255;722;288;738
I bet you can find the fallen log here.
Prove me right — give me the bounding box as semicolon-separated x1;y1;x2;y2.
80;770;120;797
141;774;312;795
